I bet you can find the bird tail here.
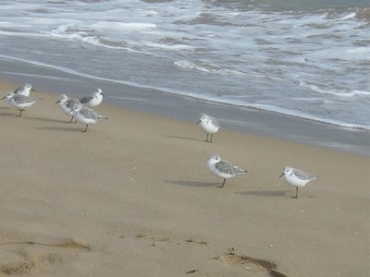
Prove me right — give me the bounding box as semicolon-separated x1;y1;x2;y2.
234;166;247;175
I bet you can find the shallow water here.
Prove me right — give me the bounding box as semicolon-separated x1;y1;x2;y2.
0;0;369;131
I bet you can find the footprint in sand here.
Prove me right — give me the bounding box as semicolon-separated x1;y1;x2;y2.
218;249;287;277
134;232;287;277
0;238;90;275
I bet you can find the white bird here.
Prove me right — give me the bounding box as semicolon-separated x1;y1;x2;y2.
72;103;108;132
55;94;81;123
13;83;35;97
279;166;318;198
207;154;247;188
1;92;41;117
79;88;104;108
197;113;222;142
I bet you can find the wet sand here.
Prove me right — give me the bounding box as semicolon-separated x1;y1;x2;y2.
1;57;369;156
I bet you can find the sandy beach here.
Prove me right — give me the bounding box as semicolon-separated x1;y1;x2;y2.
0;80;369;277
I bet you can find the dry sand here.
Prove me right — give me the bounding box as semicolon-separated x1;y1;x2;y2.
0;81;369;277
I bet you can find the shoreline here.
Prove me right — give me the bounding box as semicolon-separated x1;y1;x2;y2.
0;57;369;157
0;80;369;276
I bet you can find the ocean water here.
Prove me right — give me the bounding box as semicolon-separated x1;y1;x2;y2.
0;0;369;130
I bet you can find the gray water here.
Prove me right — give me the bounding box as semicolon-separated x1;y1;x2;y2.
0;0;369;155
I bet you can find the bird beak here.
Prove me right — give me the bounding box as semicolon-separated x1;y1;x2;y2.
197;120;201;124
31;88;36;92
54;100;60;104
1;96;6;100
279;172;284;178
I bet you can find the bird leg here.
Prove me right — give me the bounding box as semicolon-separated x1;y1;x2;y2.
295;187;299;199
219;179;226;188
17;110;24;117
205;134;209;142
83;124;89;132
210;134;213;143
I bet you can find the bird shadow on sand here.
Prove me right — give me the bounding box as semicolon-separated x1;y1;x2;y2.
163;135;205;142
235;190;290;197
0;106;18;115
0;112;16;117
36;126;80;132
163;180;221;188
23;116;70;124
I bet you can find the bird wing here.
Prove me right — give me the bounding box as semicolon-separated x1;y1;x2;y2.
209;116;222;128
13;95;37;104
79;108;98;120
79;95;93;103
13;87;23;94
66;98;81;109
293;168;317;180
215;160;236;174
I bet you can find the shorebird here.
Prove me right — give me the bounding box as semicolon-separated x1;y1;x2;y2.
79;88;104;108
1;92;41;117
279;166;318;198
72;103;108;132
207;154;247;188
55;94;81;123
13;83;35;97
197;113;222;142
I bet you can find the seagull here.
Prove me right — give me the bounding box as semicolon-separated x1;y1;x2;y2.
197;113;222;142
207;154;247;188
55;94;81;123
79;88;104;108
279;166;318;198
1;92;41;117
13;83;35;97
72;103;108;132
